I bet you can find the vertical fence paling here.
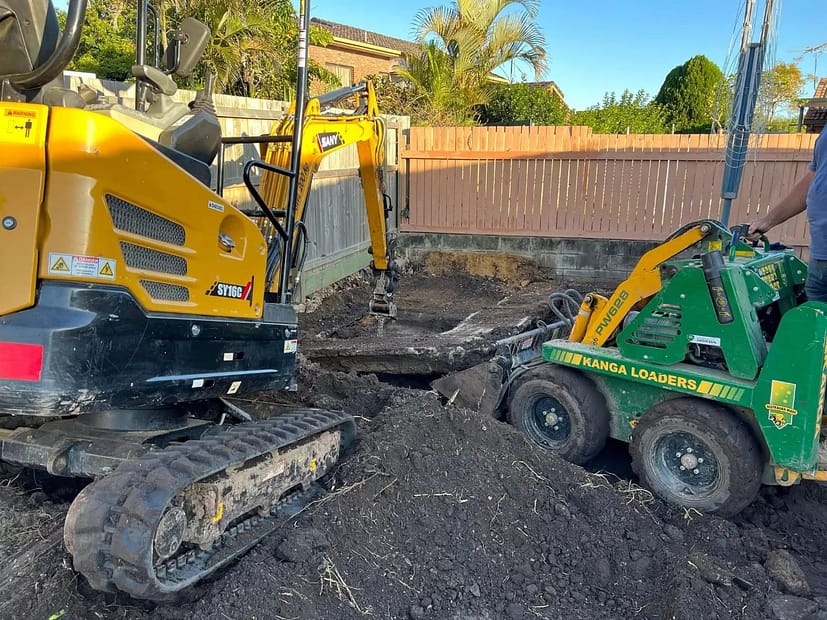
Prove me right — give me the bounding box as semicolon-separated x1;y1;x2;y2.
400;126;817;251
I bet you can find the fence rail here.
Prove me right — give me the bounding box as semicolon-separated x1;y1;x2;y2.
400;126;818;252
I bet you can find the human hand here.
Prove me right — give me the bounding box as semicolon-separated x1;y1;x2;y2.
746;219;769;243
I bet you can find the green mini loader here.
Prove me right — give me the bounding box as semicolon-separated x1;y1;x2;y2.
434;220;826;516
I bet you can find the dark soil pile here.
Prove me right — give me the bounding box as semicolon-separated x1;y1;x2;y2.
2;267;827;620
3;387;826;620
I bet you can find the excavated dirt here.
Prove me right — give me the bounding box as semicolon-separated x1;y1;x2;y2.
2;257;827;620
298;254;559;377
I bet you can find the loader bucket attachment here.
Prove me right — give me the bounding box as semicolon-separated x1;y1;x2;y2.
432;316;575;417
431;361;506;416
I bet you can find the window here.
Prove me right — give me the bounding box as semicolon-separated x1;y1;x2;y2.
326;63;354;87
389;59;408;83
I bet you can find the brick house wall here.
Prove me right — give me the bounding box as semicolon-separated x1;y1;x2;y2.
310;45;402;86
308;19;418;95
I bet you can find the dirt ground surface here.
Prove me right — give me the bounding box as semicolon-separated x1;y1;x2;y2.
3;255;827;620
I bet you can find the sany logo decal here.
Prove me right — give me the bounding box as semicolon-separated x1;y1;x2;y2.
316;132;344;152
206;277;254;304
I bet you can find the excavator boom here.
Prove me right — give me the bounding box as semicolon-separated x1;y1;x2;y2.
247;81;399;316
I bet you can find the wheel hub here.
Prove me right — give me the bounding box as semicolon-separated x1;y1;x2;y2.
529;396;570;445
653;432;718;496
679;452;698;470
544;411;560;426
154;507;187;560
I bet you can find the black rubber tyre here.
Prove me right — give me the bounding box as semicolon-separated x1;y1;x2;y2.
630;398;763;517
507;366;609;464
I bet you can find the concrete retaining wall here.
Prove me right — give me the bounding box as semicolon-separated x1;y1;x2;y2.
398;233;658;283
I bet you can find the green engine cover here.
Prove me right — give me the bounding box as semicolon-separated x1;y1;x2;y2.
617;250;806;380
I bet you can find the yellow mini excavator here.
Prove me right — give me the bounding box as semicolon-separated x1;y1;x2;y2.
0;0;396;599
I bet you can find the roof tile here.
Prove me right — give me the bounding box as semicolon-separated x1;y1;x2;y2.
311;18;419;55
804;77;827;126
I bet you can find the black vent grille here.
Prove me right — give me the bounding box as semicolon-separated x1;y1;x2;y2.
106;195;185;246
626;304;682;349
120;242;187;275
140;280;190;302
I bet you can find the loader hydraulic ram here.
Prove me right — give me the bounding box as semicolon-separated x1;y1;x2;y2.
0;0;360;599
436;220;827;516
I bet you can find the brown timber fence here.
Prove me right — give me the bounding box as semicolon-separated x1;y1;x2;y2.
400;126;818;255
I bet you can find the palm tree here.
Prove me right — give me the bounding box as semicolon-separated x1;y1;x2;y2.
163;0;337;99
399;0;547;124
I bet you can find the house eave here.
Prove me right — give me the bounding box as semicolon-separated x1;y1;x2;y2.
326;36;403;58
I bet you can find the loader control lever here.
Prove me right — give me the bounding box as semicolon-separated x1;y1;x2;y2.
729;223;770;257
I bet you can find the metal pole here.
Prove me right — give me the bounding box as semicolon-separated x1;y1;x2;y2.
278;0;311;304
216;145;225;197
135;0;148;111
147;3;160;67
719;0;772;226
740;0;755;53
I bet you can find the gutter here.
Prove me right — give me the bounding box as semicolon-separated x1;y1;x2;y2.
326;36;404;58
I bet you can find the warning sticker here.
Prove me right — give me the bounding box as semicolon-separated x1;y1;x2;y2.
3;109;38;144
50;256;70;273
227;381;242;395
48;253;116;280
284;339;298;354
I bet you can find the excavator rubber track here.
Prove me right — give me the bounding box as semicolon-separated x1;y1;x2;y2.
64;408;355;599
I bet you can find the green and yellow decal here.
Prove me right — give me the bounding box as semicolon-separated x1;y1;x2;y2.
544;345;749;405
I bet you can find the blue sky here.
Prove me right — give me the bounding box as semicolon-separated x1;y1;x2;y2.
53;0;825;109
309;0;826;110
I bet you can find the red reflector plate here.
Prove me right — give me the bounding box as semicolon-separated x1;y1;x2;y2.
0;342;44;382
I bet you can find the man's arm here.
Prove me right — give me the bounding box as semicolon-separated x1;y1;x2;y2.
750;169;815;235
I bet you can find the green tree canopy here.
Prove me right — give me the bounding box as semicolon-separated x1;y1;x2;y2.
478;82;568;126
760;61;805;121
573;90;667;134
398;0;548;124
162;0;336;98
655;55;726;133
65;0;135;80
61;0;337;98
365;73;429;123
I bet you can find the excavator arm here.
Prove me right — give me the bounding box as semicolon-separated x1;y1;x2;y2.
570;220;723;346
255;81;399;317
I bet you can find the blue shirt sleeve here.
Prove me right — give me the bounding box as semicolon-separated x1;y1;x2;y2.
810;134;821;172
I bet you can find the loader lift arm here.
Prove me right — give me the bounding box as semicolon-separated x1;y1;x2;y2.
570;220;724;346
243;81;399;317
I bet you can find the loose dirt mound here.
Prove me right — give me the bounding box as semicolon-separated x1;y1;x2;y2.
2;387;825;620
2;265;827;620
171;393;770;620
